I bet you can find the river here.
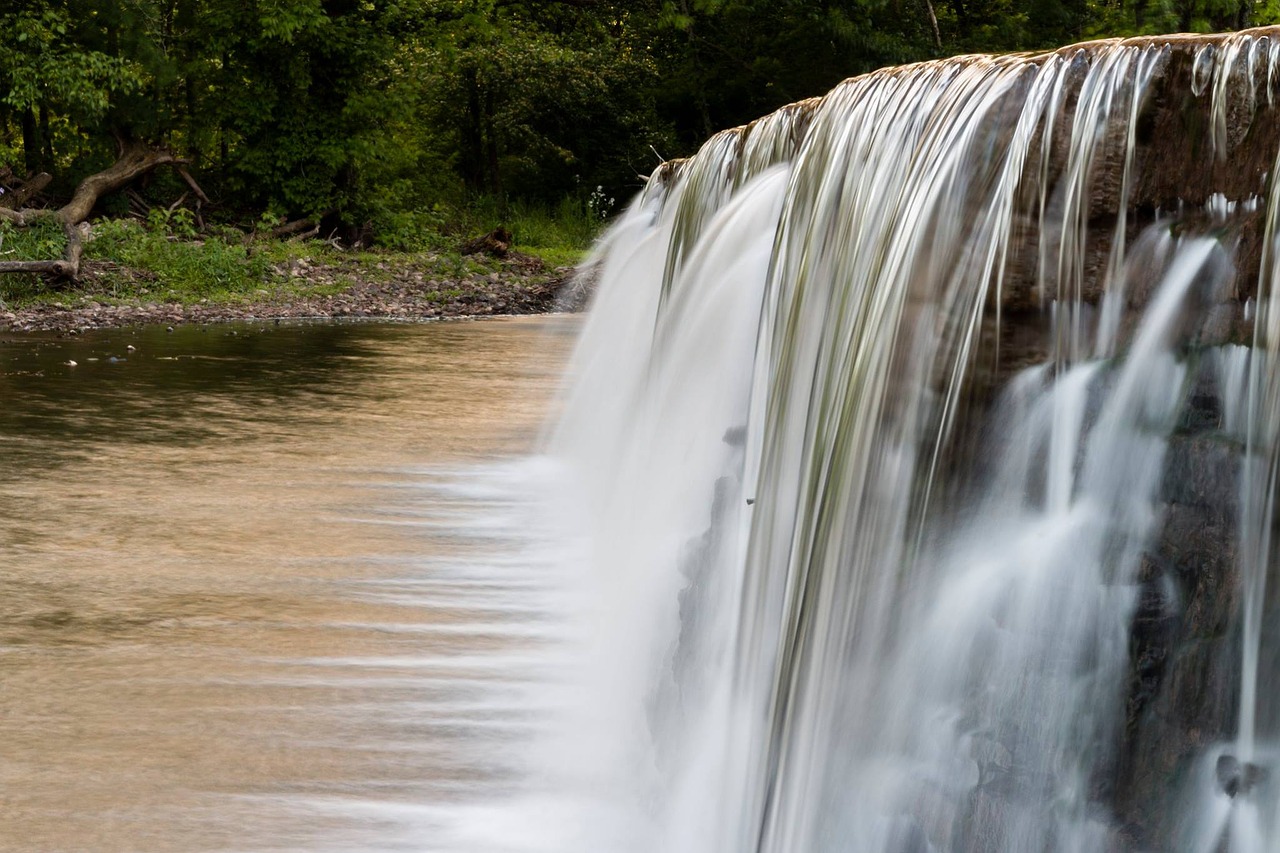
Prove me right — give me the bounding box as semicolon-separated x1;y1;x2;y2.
0;317;577;852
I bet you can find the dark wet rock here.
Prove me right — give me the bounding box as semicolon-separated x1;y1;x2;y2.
1160;435;1240;521
1215;754;1268;797
1180;359;1225;434
1113;374;1244;849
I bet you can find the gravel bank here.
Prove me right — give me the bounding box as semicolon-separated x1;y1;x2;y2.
0;251;583;333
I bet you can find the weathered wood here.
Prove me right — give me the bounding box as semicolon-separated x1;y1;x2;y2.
266;217;320;239
0;207;55;226
0;260;70;275
58;141;180;225
0;172;51;210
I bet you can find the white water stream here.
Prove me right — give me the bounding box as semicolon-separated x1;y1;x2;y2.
443;29;1280;853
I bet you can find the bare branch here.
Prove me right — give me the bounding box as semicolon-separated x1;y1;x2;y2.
267;218;319;239
0;207;56;226
287;224;321;242
0;260;71;275
174;166;211;204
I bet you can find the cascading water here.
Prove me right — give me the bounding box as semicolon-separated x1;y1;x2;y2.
497;27;1280;853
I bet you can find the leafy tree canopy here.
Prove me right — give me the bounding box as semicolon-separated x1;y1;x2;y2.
0;0;1274;235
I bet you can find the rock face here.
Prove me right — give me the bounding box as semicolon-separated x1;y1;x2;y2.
1114;361;1244;848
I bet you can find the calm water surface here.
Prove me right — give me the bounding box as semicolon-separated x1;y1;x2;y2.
0;317;577;852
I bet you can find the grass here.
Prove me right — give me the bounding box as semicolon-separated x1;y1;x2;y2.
0;198;603;310
393;194;606;263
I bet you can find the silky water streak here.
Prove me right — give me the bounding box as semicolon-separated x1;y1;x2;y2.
536;28;1280;853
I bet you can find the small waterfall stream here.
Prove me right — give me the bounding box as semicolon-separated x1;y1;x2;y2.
526;27;1280;853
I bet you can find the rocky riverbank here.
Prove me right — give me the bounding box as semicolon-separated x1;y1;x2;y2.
0;249;586;334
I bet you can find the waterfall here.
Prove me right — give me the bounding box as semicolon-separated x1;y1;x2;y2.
546;28;1280;853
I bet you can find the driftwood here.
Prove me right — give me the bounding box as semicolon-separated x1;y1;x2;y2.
0;140;187;282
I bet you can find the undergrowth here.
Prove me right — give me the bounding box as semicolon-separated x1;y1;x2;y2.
0;198;600;309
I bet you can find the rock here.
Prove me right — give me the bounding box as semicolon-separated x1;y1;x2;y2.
1160;435;1239;521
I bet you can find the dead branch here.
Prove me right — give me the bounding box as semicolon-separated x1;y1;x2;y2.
126;188;151;215
0;207;56;226
59;141;181;224
1;172;51;210
266;217;318;239
62;221;87;272
461;227;512;258
174;166;210;204
0;259;69;275
287;224;321;242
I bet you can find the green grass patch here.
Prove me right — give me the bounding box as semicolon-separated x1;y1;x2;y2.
86;219;273;301
0;194;594;310
515;244;586;268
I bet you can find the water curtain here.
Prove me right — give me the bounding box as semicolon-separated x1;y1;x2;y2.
554;29;1280;853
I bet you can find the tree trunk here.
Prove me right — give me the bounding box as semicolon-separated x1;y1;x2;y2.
21;110;40;176
461;66;486;192
922;0;943;51
484;88;503;198
38;105;53;172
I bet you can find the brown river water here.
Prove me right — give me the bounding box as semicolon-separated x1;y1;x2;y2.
0;316;578;852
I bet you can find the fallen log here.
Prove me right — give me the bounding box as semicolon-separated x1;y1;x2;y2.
0;141;186;282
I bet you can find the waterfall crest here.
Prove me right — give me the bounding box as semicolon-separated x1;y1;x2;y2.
552;28;1280;853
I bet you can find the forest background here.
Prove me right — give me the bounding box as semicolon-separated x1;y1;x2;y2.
0;0;1274;305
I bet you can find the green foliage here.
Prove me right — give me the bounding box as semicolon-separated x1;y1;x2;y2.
367;207;450;252
0;218;68;261
146;207;199;240
0;0;1275;261
85;219;272;299
0;5;144;120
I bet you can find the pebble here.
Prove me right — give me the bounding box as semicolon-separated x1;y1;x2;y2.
0;256;574;333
